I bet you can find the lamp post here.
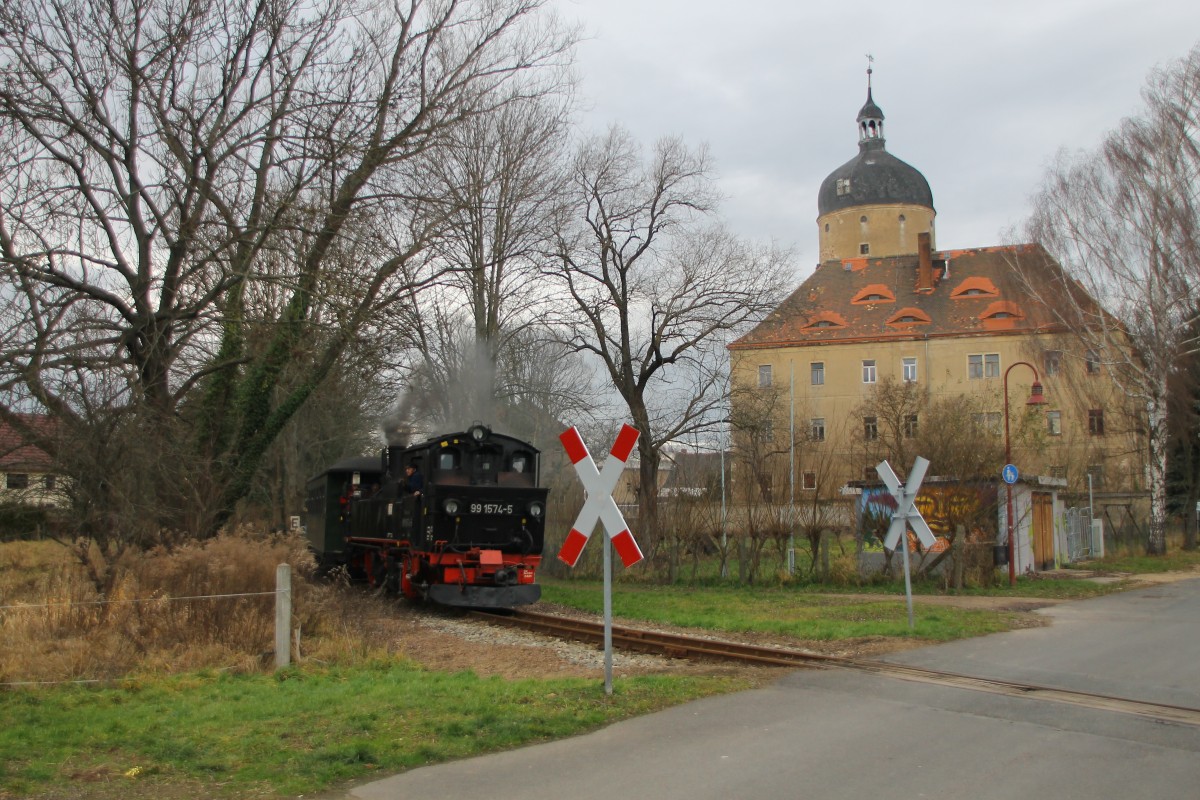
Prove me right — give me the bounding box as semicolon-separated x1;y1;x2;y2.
1003;361;1047;587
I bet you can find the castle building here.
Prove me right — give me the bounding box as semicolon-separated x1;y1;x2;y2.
728;80;1144;562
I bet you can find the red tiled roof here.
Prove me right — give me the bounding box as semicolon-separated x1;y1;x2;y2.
0;414;56;470
730;244;1079;351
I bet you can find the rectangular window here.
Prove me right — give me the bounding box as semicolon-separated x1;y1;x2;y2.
1086;350;1101;374
904;414;919;439
43;475;56;491
984;353;1000;378
1088;408;1105;436
802;471;817;491
1047;410;1062;436
1087;464;1105;489
859;243;870;255
811;362;824;385
758;364;773;388
973;412;1002;434
968;353;1000;379
1049;465;1067;479
862;359;877;384
902;357;917;383
5;473;29;490
810;417;825;442
1044;350;1062;376
863;416;878;441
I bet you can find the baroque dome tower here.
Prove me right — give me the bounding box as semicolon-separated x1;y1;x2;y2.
816;73;935;262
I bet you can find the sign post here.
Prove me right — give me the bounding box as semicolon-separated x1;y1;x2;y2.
876;457;934;629
559;424;644;695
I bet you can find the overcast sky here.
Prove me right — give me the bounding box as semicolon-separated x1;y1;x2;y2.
554;0;1200;279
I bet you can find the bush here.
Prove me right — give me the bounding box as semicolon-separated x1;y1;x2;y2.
0;503;57;542
0;530;377;684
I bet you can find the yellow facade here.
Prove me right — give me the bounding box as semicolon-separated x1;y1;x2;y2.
731;330;1141;494
818;203;936;262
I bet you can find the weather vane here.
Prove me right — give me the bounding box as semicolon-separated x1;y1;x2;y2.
866;53;874;89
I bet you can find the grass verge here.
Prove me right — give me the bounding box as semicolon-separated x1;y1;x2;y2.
0;664;747;800
541;581;1036;642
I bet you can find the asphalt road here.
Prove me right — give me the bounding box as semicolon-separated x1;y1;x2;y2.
346;578;1200;800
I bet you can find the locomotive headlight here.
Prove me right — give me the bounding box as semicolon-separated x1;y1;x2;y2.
526;501;544;518
468;423;490;442
443;498;461;515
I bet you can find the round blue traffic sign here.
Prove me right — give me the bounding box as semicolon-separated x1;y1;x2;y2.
1002;464;1019;484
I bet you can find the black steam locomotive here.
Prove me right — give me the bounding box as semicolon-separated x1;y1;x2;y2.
304;424;548;608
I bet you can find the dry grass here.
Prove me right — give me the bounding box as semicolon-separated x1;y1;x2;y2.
0;531;370;684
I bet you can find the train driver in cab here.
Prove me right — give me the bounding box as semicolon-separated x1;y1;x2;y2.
403;463;423;497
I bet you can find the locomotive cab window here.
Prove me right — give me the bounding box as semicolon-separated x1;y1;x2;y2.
502;450;537;486
471;446;502;485
433;448;465;484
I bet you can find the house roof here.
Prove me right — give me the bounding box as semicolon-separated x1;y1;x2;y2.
730;244;1079;351
0;414;56;471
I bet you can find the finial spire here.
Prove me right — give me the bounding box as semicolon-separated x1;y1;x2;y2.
866;53;874;92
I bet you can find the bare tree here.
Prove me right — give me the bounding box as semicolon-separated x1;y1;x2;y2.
1017;44;1200;554
0;0;577;545
550;127;794;560
417;92;574;419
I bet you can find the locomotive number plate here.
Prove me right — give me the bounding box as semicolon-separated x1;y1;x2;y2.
470;502;515;515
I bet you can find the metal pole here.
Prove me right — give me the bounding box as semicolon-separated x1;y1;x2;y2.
720;442;728;579
788;362;795;574
603;534;613;696
1004;371;1015;587
899;487;915;629
1003;361;1044;587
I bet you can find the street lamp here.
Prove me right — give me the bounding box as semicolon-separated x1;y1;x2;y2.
1003;361;1047;587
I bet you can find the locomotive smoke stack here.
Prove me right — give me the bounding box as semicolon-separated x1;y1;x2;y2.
384;424;412;448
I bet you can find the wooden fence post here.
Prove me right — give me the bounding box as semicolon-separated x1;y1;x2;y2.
275;563;292;670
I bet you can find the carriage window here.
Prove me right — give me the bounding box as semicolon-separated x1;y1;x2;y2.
509;452;533;473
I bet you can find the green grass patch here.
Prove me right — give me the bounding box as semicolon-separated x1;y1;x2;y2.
1069;547;1200;574
0;663;746;799
541;581;1030;642
802;576;1125;600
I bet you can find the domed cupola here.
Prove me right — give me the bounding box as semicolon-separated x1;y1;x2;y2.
816;70;936;262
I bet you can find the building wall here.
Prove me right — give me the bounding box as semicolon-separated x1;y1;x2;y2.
731;330;1141;495
818;203;936;261
2;469;65;507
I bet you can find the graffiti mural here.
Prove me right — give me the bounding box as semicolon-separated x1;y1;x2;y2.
858;482;998;555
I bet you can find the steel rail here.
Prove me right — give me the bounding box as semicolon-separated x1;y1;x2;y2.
471;608;1200;728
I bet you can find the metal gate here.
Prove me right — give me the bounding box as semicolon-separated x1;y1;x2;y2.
1065;506;1094;563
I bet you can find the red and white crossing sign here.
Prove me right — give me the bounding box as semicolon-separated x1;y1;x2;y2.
558;424;644;569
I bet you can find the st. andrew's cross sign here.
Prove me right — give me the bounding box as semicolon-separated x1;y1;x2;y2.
876;456;934;629
876;456;936;551
558;424;644;569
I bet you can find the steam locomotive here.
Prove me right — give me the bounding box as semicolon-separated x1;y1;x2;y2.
304;424;548;608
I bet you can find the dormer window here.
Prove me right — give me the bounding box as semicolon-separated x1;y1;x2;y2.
803;311;847;330
886;307;931;327
851;284;895;305
980;301;1024;327
836;178;852;196
950;277;1000;299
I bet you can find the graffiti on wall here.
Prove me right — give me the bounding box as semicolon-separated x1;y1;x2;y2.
858;482;998;554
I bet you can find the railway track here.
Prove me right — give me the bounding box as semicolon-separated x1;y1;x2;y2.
471;608;1200;728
